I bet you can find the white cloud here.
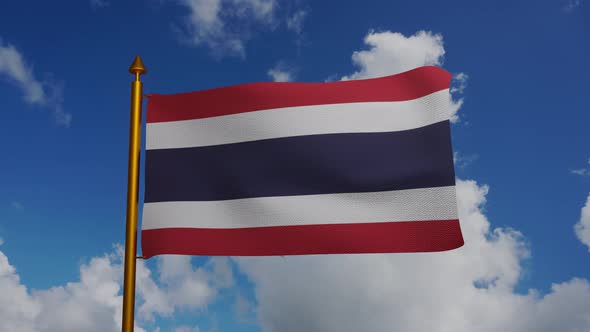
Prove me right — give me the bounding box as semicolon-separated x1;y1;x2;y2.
175;325;201;332
267;65;294;82
341;30;445;80
0;245;233;331
574;194;590;251
135;257;173;321
286;10;307;34
340;30;464;122
235;179;590;332
571;169;589;176
155;255;217;311
138;255;235;322
451;72;469;94
0;39;71;126
208;256;234;288
0;41;44;104
0;249;40;332
177;0;235;55
234;293;256;324
175;0;277;57
570;157;590;176
32;255;127;331
0;246;144;332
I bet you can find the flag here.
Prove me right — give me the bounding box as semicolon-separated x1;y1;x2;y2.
141;66;463;258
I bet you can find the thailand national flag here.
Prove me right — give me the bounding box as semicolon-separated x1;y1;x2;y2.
141;66;463;258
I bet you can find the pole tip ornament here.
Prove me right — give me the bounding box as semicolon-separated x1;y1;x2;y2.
128;55;146;75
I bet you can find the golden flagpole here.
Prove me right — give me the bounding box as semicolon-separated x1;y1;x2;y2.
122;55;146;332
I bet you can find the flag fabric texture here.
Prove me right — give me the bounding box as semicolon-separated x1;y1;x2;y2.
141;66;463;258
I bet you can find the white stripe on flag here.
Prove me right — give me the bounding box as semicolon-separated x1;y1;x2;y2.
142;186;458;230
146;89;451;150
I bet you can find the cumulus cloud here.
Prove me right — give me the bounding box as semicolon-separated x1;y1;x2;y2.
267;69;292;82
0;39;71;126
233;293;256;324
0;244;233;331
175;0;276;57
174;325;201;332
0;247;42;332
137;255;235;323
341;30;445;80
230;30;590;332
267;62;295;82
0;245;142;332
209;256;234;288
154;256;216;313
575;194;590;251
140;255;235;323
267;60;297;82
235;179;590;332
340;30;465;122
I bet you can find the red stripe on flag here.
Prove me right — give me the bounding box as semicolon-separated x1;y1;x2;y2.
141;219;463;258
146;66;452;123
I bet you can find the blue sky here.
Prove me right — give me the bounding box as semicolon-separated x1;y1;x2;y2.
1;0;589;331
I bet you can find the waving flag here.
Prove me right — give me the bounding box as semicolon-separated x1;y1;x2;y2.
141;66;463;258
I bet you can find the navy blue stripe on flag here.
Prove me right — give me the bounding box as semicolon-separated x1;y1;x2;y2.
145;121;455;202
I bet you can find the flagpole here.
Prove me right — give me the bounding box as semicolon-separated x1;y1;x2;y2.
122;55;146;332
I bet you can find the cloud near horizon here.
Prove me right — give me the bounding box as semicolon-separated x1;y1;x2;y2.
0;243;233;332
235;179;590;332
575;194;590;251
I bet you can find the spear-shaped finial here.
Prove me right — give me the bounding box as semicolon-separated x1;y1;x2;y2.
128;55;146;76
